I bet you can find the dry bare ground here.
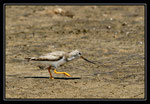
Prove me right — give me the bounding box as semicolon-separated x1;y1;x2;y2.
5;5;145;99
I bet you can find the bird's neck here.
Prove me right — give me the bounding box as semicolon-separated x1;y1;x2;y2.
66;54;78;62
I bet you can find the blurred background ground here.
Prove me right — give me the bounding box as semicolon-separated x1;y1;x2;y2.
5;5;145;98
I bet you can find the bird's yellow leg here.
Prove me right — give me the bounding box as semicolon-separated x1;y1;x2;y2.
54;69;71;77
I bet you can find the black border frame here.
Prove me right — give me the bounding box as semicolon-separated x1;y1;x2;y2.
3;3;147;101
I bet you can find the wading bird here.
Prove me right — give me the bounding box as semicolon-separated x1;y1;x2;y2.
25;50;95;79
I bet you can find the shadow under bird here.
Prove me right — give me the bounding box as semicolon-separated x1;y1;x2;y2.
25;50;96;79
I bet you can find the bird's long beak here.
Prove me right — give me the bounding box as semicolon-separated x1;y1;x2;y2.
80;56;96;64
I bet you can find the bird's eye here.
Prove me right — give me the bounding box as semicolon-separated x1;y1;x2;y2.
79;52;81;55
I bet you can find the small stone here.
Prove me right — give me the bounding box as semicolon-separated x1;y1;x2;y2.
138;41;143;45
121;62;125;64
113;35;118;38
122;22;127;26
93;27;96;30
74;81;77;84
92;6;97;9
53;8;64;14
110;18;113;21
126;32;130;35
115;32;118;35
106;26;111;29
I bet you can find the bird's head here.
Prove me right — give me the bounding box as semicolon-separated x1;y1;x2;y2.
69;50;82;58
68;50;96;64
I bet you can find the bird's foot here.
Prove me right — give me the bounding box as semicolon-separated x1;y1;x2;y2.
49;77;54;79
64;72;71;77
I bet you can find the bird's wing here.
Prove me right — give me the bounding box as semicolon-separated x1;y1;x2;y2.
35;51;66;61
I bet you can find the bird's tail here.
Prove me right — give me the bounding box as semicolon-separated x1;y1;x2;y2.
24;57;31;62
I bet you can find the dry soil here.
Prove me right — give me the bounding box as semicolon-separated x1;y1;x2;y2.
5;5;145;99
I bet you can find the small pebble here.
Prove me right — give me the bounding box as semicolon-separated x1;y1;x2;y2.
113;35;118;38
53;8;64;14
122;22;127;26
115;32;118;35
110;18;113;21
106;26;111;29
126;32;130;35
138;41;143;45
92;6;97;9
